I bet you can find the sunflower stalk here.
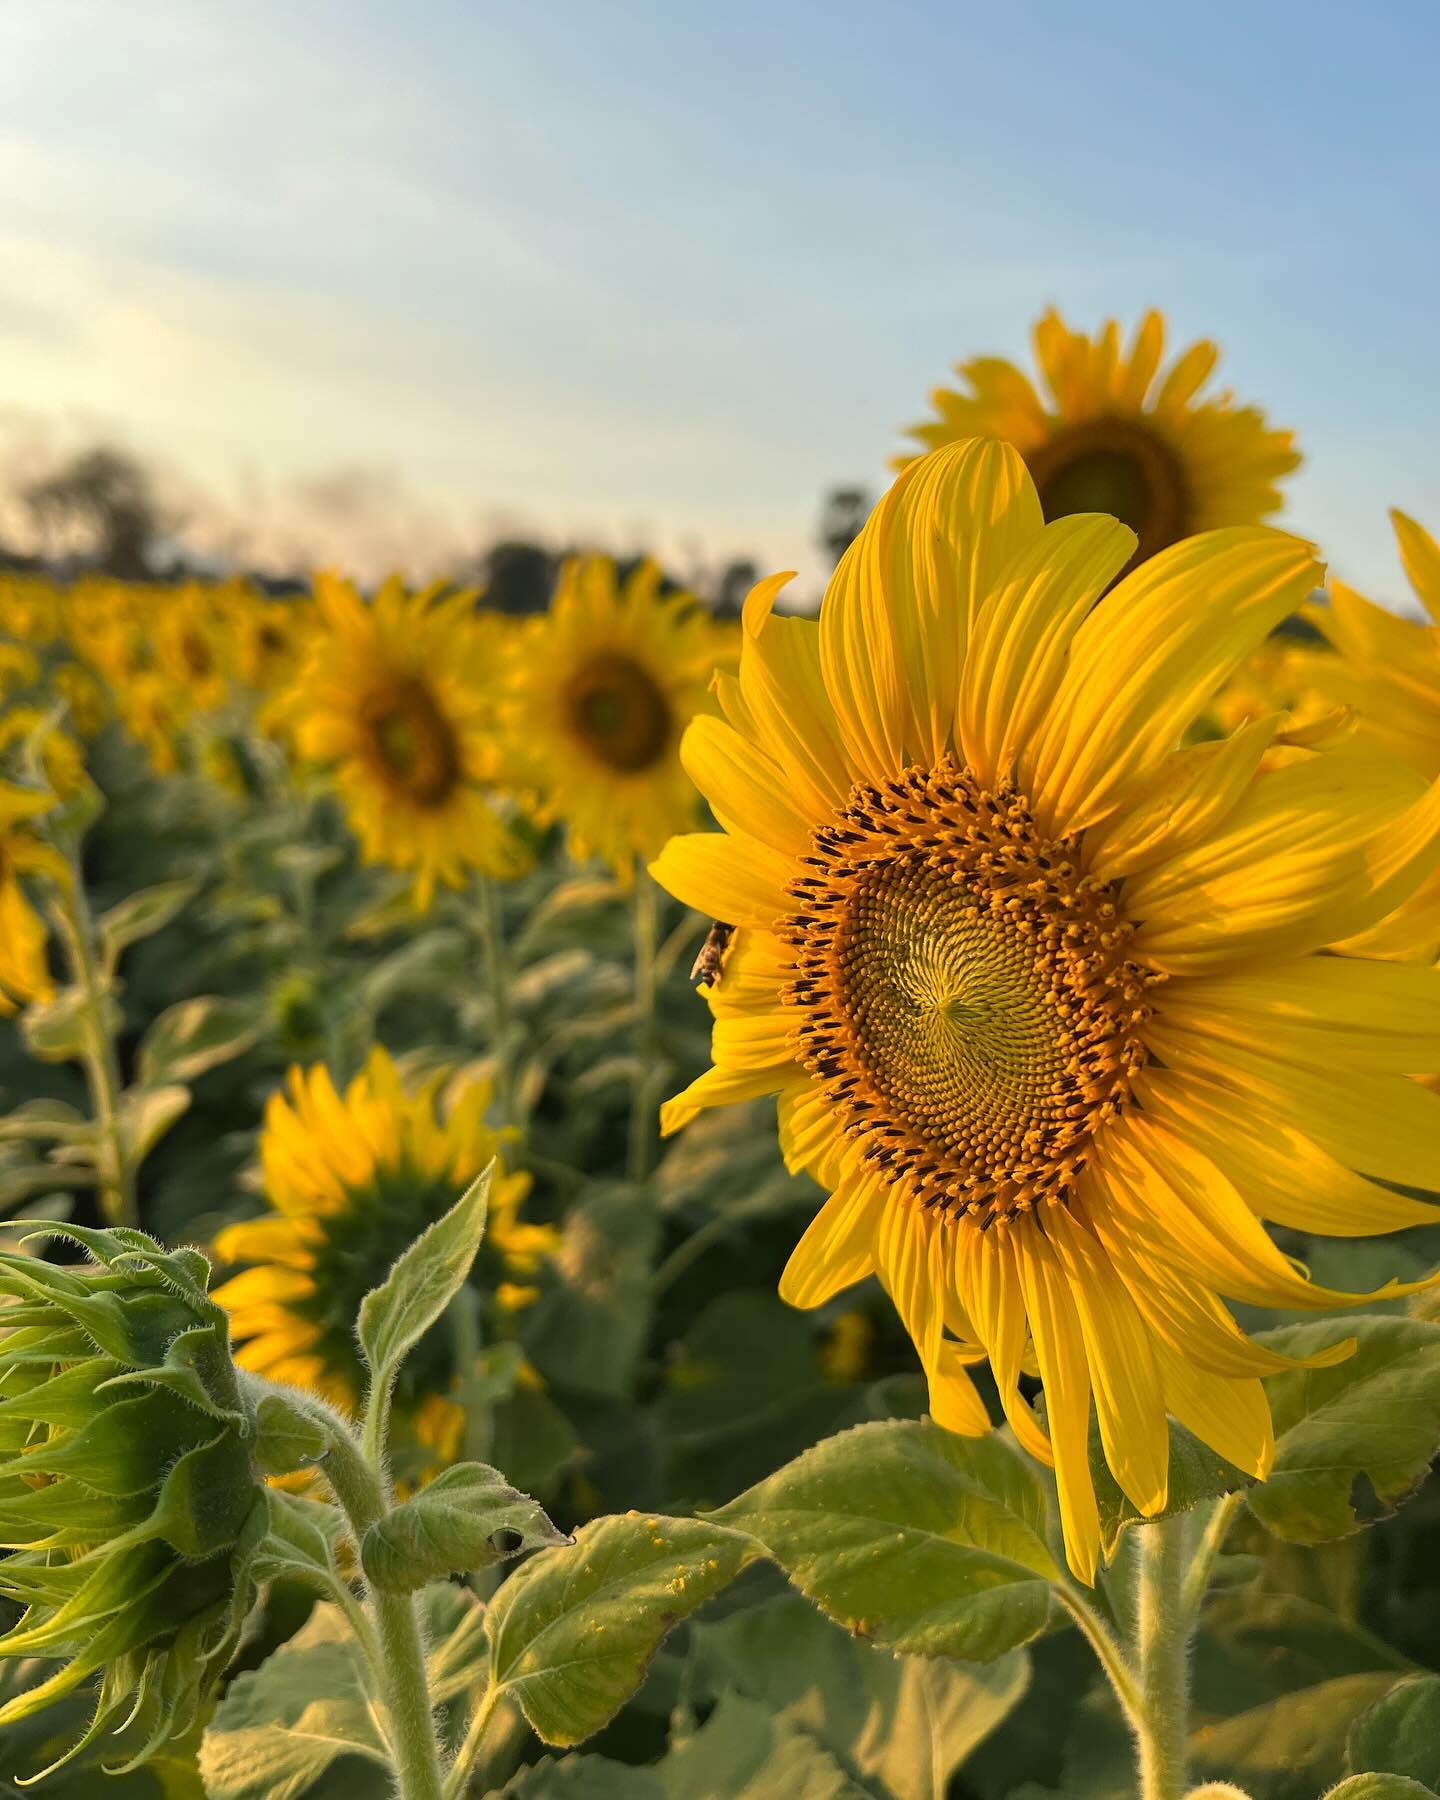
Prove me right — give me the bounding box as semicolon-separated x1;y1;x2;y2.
474;871;518;1132
47;852;136;1228
306;1401;448;1800
1133;1513;1194;1800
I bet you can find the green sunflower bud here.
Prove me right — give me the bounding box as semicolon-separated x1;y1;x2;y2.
0;1221;266;1781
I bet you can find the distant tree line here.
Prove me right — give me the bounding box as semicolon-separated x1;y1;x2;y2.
0;442;872;613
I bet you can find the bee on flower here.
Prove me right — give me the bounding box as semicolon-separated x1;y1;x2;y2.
652;438;1440;1582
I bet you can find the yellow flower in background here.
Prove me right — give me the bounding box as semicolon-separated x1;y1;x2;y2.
226;586;313;694
652;439;1440;1582
279;574;527;906
1313;510;1440;780
0;643;41;697
151;585;231;715
503;555;736;877
213;1046;553;1454
903;309;1300;575
52;659;109;735
0;779;65;1012
0;707;86;798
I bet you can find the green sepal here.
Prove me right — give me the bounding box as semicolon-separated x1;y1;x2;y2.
99;1317;251;1427
0;1388;212;1496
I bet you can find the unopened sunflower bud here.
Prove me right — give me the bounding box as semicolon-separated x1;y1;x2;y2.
0;1221;265;1781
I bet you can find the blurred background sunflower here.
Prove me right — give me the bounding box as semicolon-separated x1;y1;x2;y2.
903;308;1300;574
212;1044;555;1470
502;554;735;878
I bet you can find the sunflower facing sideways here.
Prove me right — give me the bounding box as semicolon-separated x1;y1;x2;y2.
503;555;735;877
651;439;1440;1582
212;1046;555;1466
903;309;1300;577
279;573;528;906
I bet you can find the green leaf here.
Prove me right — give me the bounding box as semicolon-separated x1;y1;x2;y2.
1349;1676;1440;1787
118;1084;192;1166
710;1420;1061;1662
361;1462;570;1591
524;1184;659;1399
252;1490;345;1585
1326;1781;1440;1800
0;1098;93;1145
1091;1411;1254;1557
658;1692;870;1798
22;986;121;1062
199;1603;390;1800
690;1591;1030;1800
356;1164;491;1396
1190;1673;1407;1800
500;1754;664;1797
485;1512;750;1745
137;995;259;1087
1251;1317;1440;1543
253;1391;329;1477
98;879;200;968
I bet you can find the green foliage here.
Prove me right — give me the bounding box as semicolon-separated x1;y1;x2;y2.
361;1462;570;1591
1347;1677;1440;1788
356;1165;491;1402
1326;1781;1440;1800
1250;1318;1440;1542
711;1420;1061;1662
484;1513;752;1744
198;1603;391;1799
689;1591;1030;1799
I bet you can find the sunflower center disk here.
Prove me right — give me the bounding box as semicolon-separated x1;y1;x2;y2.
361;676;462;806
1026;415;1190;566
564;651;672;772
782;760;1152;1224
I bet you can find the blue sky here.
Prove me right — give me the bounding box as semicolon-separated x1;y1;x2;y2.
1;0;1436;600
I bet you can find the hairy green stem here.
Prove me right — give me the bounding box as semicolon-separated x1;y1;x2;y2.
1056;1585;1142;1725
49;873;135;1229
317;1414;446;1800
626;868;660;1183
1180;1490;1244;1625
442;1682;503;1799
1135;1516;1192;1800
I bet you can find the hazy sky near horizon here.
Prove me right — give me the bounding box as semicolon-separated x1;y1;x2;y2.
1;1;1437;601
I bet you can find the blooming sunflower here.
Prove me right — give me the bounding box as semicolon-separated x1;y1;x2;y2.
652;440;1440;1581
0;779;64;1013
279;574;527;906
212;1046;554;1462
502;555;735;876
903;309;1300;576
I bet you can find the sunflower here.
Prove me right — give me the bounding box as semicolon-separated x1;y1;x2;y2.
902;309;1300;577
212;1046;554;1461
1310;510;1440;781
502;555;735;876
0;780;64;1013
651;440;1440;1581
278;574;527;906
0;706;87;798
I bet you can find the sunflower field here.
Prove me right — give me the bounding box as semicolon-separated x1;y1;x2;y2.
2;310;1440;1800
